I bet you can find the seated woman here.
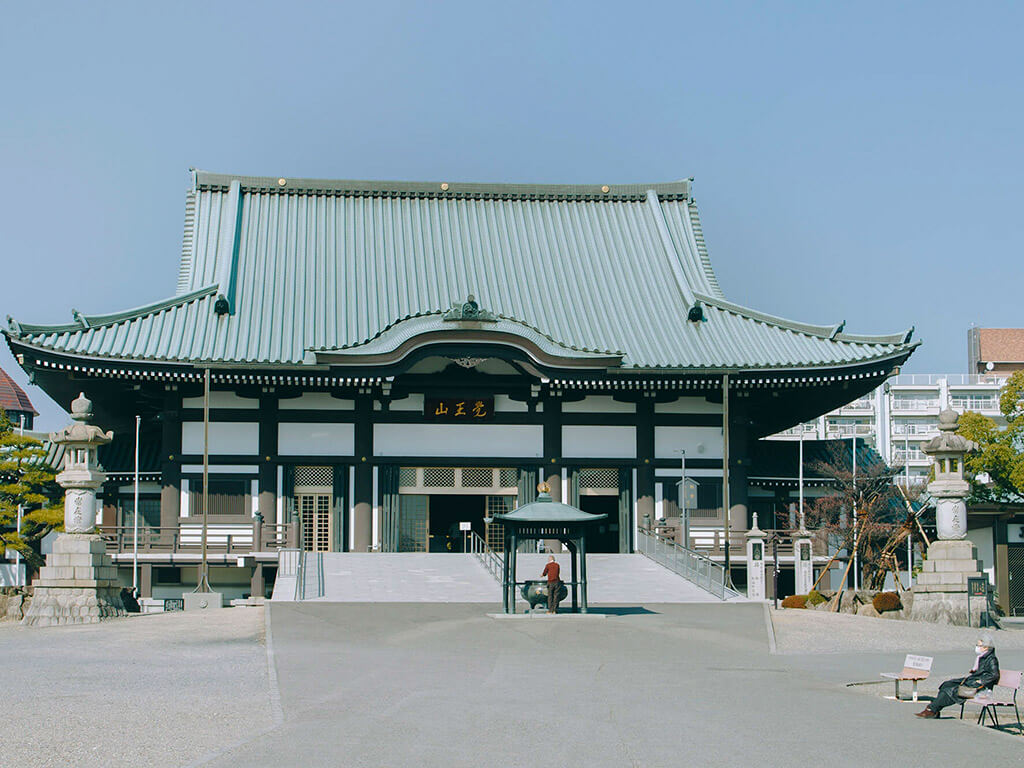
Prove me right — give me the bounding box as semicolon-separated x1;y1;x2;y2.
915;632;1000;718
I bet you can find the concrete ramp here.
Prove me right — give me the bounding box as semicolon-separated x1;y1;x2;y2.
515;554;736;603
273;553;500;603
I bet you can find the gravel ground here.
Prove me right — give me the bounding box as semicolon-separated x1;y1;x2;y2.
771;608;1024;654
0;608;272;768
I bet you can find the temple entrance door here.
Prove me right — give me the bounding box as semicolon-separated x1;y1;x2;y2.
579;496;619;553
427;494;485;552
298;493;332;552
398;495;429;552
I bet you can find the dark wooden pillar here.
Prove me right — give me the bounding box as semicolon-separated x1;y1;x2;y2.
101;481;119;530
542;395;562;552
728;398;751;531
636;398;655;537
140;563;153;598
352;395;373;552
159;393;182;529
258;393;279;527
995;518;1010;614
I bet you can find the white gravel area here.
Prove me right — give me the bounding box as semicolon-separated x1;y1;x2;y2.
771;608;1024;654
0;608;273;768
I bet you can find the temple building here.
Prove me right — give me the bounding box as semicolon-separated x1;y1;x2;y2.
4;171;918;599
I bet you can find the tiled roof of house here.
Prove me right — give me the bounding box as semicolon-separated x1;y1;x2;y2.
0;365;37;416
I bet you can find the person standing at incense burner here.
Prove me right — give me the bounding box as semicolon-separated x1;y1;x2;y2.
541;555;562;614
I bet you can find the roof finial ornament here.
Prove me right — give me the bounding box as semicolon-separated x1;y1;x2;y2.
443;294;497;323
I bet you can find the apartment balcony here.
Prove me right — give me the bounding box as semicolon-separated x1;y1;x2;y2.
891;398;941;414
838;399;875;412
893;374;1008;387
773;423;821;439
892;423;938;436
950;396;1000;414
892;449;929;465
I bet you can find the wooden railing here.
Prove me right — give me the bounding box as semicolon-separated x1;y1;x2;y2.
99;521;299;554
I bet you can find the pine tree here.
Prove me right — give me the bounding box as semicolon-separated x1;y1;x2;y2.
0;408;64;567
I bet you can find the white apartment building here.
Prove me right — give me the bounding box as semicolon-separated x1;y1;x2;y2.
771;373;1009;484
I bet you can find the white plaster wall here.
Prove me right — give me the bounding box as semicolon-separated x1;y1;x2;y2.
181;464;258;474
495;395;528;412
117;482;163;494
374;424;543;458
182;422;259;455
654;426;723;459
655;397;721;414
278;393;354;410
967;525;996;584
182;391;258;409
278;423;355;456
562;396;636;413
562;426;636;459
389;394;424;412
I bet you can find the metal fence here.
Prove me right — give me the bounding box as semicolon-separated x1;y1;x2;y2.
294;550;325;601
636;527;738;600
468;531;502;584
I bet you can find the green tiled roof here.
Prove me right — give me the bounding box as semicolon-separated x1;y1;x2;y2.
5;170;917;372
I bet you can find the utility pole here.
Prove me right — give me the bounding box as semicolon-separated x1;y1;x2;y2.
132;414;140;593
722;374;732;586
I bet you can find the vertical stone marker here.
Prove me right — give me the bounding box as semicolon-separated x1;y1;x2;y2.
794;529;814;596
745;513;767;601
22;393;126;626
910;409;983;625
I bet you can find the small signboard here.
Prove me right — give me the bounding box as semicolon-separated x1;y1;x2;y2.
905;654;933;672
967;577;988;598
459;521;472;532
163;598;185;612
680;478;699;510
424;396;494;421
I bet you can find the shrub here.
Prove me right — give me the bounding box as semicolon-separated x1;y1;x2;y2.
806;589;826;606
781;594;807;609
872;591;902;613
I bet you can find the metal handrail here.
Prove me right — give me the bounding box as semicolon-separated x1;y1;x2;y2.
467;531;502;584
636;527;739;600
294;550;325;601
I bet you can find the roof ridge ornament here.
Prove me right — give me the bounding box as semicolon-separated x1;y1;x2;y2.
6;316;22;337
443;294;498;323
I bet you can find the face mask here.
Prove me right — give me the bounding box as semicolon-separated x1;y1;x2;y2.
976;646;986;655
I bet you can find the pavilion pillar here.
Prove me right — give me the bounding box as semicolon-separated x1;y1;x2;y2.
636;398;655;543
352;395;373;552
258;393;279;527
159;393;182;530
542;396;562;553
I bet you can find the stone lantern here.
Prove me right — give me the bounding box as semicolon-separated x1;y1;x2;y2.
922;408;976;541
22;393;126;626
910;408;983;625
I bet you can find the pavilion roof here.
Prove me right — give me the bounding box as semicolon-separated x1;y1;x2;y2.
496;492;606;524
5;170;918;373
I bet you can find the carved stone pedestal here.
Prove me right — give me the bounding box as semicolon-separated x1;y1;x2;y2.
21;534;125;627
910;540;984;626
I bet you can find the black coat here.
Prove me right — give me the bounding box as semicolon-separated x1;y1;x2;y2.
962;649;1000;690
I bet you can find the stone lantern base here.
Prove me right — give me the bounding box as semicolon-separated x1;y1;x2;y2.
909;540;984;626
21;534;125;627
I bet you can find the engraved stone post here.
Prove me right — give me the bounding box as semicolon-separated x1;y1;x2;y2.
22;394;126;626
794;529;814;596
745;513;767;601
910;409;983;625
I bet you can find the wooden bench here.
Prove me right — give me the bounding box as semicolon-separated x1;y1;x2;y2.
961;670;1023;730
881;654;932;702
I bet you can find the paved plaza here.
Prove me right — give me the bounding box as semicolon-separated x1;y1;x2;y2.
3;603;1023;767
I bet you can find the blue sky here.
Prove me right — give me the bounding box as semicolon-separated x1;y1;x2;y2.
2;2;1021;429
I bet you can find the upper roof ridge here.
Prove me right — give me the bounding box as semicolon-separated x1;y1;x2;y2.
190;169;693;201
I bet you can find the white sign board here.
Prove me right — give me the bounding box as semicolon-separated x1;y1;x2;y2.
904;655;933;672
459;521;472;531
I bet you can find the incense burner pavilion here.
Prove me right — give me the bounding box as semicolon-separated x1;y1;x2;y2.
4;171;918;599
